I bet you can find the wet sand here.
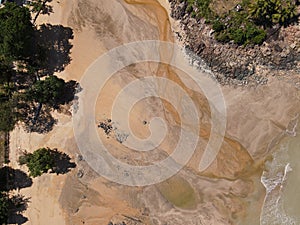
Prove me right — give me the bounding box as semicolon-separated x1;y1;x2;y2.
7;0;300;224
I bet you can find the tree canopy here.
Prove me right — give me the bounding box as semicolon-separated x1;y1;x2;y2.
19;148;55;177
26;75;67;108
0;2;34;60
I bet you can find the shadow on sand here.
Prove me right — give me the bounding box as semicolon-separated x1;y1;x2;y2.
35;23;74;76
0;167;31;224
50;149;77;175
7;194;30;225
0;166;32;192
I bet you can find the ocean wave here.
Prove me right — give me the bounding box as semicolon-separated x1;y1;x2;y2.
260;144;296;225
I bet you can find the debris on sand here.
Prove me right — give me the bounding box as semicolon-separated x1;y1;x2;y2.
98;119;113;135
97;119;129;143
115;130;129;144
77;170;84;178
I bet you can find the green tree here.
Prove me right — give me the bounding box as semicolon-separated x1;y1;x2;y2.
0;2;34;61
19;148;55;177
26;75;66;108
0;192;8;224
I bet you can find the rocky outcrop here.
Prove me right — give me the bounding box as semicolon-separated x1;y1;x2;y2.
169;0;300;86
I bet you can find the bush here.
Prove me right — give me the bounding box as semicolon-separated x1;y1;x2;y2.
18;154;30;165
186;0;295;45
186;4;193;14
251;30;266;45
245;24;266;45
230;28;246;45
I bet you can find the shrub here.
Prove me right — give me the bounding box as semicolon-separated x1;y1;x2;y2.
230;28;246;45
245;24;266;45
251;31;266;45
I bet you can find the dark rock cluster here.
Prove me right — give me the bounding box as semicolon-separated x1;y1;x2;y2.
98;119;113;135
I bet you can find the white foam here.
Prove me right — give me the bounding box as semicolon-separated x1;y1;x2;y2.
260;144;297;225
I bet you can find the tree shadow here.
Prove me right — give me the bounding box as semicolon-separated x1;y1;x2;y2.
7;194;30;225
35;24;74;76
36;0;54;16
0;167;32;192
57;80;79;106
7;214;28;225
19;103;57;134
49;149;76;175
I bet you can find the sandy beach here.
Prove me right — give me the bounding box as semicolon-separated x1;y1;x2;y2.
7;0;300;224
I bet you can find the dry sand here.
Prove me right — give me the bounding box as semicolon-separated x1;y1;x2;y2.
8;0;300;224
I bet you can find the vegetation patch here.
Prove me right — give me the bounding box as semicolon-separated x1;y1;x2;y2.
181;0;298;45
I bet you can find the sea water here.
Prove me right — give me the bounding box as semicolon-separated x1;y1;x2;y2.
260;123;300;225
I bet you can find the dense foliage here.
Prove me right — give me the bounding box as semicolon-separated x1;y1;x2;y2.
0;2;34;60
19;148;55;177
183;0;298;45
26;76;67;108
